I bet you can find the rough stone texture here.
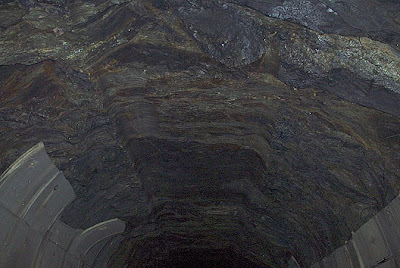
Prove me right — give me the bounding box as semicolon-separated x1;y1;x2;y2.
0;0;399;267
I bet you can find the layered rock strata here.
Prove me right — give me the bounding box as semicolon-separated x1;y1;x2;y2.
0;0;399;267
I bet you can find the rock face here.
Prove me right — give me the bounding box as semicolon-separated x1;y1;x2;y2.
0;0;399;267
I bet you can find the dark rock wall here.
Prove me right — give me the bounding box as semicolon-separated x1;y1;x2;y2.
0;0;399;267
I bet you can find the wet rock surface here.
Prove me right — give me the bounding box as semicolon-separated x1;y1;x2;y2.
0;0;399;267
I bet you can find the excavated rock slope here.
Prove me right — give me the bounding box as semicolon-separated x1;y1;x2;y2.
0;0;399;267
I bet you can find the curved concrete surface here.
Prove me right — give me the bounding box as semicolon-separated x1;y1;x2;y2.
0;143;125;268
310;195;400;268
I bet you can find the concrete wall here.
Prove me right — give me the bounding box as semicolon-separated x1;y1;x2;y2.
310;195;400;268
0;143;125;268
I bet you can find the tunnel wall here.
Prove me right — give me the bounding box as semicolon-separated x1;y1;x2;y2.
0;142;125;268
310;194;400;268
